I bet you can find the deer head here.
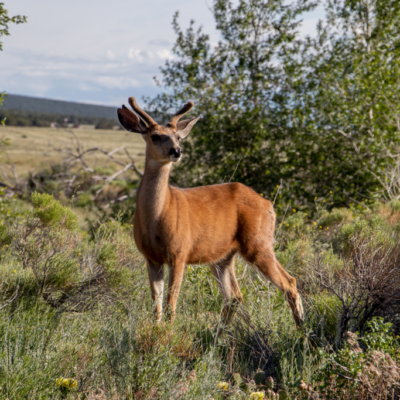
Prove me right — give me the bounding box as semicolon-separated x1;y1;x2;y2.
117;97;201;163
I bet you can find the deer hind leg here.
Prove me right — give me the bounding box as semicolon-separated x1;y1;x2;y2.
245;248;304;326
147;260;164;322
166;260;186;322
210;252;243;331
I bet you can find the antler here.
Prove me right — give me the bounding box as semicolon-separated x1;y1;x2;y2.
128;97;158;127
168;101;194;128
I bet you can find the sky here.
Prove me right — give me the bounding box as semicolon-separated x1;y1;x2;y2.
1;0;324;107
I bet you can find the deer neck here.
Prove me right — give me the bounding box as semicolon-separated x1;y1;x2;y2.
137;158;172;221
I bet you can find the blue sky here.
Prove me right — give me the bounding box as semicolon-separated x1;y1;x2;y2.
1;1;324;107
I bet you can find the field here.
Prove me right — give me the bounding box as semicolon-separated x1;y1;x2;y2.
0;126;146;177
0;189;399;399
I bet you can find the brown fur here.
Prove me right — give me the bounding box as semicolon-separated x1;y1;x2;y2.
117;97;304;327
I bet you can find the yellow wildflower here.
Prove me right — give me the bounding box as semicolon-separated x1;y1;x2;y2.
293;209;296;212
217;381;229;390
250;391;265;400
313;222;317;225
56;378;78;389
68;379;78;389
260;193;264;196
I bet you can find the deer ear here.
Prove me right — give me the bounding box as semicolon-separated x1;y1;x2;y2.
117;105;148;134
176;115;201;138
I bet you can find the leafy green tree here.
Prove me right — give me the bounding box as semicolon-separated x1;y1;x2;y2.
0;2;27;125
150;0;400;210
297;0;400;207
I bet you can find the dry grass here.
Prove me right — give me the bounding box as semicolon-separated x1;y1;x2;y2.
0;126;146;176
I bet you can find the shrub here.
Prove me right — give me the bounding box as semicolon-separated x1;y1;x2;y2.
313;318;400;400
31;191;78;230
2;194;142;311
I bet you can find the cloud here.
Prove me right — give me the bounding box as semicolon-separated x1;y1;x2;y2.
148;39;171;47
1;0;221;105
106;50;116;60
128;48;144;62
95;76;140;90
127;48;173;62
156;49;173;60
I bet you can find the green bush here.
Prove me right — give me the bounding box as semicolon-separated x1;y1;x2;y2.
31;192;78;231
313;318;400;399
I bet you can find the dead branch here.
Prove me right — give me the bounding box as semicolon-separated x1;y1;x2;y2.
51;130;143;184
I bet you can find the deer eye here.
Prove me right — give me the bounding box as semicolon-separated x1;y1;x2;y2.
151;134;161;142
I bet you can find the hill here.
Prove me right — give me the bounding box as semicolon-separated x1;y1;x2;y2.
1;94;117;119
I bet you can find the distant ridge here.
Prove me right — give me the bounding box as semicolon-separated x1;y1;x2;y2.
1;94;117;119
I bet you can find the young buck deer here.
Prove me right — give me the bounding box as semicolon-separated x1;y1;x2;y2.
117;97;304;329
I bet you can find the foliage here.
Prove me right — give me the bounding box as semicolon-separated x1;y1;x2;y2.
31;191;78;230
149;0;400;210
1;193;140;311
0;2;26;52
95;118;116;130
313;319;400;399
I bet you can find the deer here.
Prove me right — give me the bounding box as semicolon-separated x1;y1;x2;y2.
117;97;304;332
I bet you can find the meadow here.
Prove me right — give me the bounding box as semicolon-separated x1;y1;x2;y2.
0;126;146;229
0;187;399;399
0;126;146;177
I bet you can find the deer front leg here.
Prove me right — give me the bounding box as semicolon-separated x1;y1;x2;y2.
147;260;164;322
166;260;185;322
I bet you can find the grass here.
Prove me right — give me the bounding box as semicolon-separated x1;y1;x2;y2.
0;126;146;177
0;193;399;399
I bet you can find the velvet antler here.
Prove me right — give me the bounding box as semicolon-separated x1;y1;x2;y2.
168;101;194;128
128;97;158;127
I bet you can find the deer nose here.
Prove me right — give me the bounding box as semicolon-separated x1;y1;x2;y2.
170;148;182;158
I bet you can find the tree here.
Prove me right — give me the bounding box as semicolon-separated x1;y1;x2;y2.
0;2;27;125
297;0;400;206
149;0;400;210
